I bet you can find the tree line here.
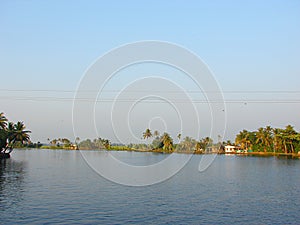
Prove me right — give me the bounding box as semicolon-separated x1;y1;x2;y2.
75;125;300;154
235;125;300;153
1;110;299;155
138;128;214;153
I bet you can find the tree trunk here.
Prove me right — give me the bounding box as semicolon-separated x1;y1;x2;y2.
284;141;287;153
290;143;294;153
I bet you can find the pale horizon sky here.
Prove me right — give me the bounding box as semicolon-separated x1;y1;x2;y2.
1;0;300;143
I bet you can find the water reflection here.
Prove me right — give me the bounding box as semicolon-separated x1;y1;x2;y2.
0;158;26;208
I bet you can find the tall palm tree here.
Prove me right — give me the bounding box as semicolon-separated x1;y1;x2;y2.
283;125;297;153
142;128;152;140
264;126;273;151
256;127;266;152
273;128;283;153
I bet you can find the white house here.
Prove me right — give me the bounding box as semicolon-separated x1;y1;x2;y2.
225;145;235;153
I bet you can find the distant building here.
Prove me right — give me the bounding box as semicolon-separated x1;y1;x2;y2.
225;145;235;153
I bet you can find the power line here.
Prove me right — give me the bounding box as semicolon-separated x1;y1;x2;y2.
0;96;300;104
0;89;300;94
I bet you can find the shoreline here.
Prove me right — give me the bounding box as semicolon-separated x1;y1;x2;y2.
11;148;300;159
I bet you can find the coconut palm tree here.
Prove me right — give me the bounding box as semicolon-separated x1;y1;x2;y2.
153;130;159;138
283;125;297;153
273;128;283;153
0;112;7;129
102;139;110;149
256;127;266;152
235;130;251;150
142;128;152;140
264;126;273;151
161;132;173;152
10;122;30;144
182;136;195;152
0;114;31;156
195;141;202;153
2;121;31;153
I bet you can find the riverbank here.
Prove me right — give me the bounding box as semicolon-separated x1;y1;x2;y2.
233;151;300;158
17;147;300;159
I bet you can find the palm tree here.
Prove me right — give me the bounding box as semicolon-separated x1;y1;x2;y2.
0;112;7;129
195;141;202;153
224;140;233;146
273;128;283;153
5;122;31;153
11;122;30;143
235;130;251;150
182;136;194;152
142;128;152;140
264;126;273;151
255;127;266;152
283;125;297;153
102;139;110;149
6;122;15;143
0;114;31;156
177;133;181;142
161;132;173;152
153;130;160;138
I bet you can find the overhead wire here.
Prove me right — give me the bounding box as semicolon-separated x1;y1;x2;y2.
0;89;299;104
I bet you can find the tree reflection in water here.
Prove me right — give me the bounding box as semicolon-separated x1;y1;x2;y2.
0;159;26;209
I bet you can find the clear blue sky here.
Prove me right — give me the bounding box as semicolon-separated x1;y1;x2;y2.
1;0;300;143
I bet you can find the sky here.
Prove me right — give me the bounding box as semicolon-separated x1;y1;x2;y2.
1;0;300;143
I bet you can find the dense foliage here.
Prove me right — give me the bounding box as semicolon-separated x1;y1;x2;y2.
235;125;300;153
0;112;31;154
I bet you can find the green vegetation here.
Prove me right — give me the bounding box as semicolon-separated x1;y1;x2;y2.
1;110;299;159
235;125;300;154
73;126;300;157
78;138;110;150
41;138;78;150
0;112;31;157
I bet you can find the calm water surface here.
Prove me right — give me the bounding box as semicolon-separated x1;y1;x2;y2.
0;149;299;224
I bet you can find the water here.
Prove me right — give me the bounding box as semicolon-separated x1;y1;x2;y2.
1;149;299;224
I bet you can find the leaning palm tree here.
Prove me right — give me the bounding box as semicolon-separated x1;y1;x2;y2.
0;114;31;157
0;112;8;129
